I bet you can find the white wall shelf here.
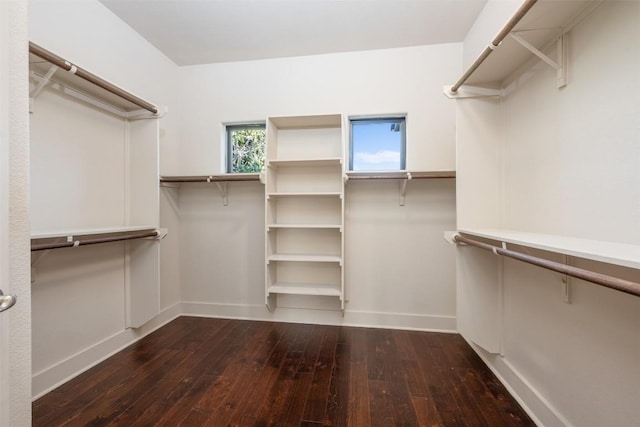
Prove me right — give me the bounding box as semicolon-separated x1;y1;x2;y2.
265;114;345;311
445;0;602;97
29;42;158;116
458;228;640;270
345;170;455;205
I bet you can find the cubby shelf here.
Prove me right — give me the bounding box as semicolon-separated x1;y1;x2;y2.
267;224;342;230
267;254;342;264
267;283;343;297
267;192;342;199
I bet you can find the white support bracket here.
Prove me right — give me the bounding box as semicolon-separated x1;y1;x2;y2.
509;32;568;88
399;172;411;206
443;84;502;99
29;64;58;113
561;254;572;304
215;182;228;206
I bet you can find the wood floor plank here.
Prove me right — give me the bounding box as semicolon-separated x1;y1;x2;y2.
33;317;535;427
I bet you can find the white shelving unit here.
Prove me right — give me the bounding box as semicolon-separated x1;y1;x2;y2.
265;114;345;311
29;42;163;328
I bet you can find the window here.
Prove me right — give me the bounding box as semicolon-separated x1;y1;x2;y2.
350;117;406;171
226;123;266;173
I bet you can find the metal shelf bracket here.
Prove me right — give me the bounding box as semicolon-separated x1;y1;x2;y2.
510;32;568;88
399;172;411;206
29;64;58;113
216;182;229;206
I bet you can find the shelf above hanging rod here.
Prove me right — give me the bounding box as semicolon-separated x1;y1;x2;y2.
160;173;262;183
452;232;640;298
345;170;456;180
29;41;158;114
444;0;602;97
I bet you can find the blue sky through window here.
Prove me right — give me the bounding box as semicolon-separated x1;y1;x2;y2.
351;119;404;171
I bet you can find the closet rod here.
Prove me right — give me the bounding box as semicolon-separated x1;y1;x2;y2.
347;171;456;180
28;42;159;114
450;0;537;93
160;175;261;183
453;234;640;298
31;230;159;252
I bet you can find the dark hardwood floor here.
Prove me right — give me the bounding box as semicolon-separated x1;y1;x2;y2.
33;317;535;426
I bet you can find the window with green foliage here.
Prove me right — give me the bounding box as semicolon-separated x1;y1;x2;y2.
226;123;266;173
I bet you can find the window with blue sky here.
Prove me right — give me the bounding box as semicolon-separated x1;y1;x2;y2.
350;117;406;171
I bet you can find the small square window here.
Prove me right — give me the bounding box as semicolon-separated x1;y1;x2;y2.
226;123;266;173
350;117;406;171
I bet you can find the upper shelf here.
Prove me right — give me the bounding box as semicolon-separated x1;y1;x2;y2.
457;228;640;270
269;114;342;129
448;0;602;93
29;41;158;115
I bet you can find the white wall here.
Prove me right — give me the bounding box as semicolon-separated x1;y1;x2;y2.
1;0;31;424
174;44;460;329
29;0;182;398
456;2;640;426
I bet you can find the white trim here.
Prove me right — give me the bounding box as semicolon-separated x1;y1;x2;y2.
31;302;181;400
466;339;572;427
181;301;457;333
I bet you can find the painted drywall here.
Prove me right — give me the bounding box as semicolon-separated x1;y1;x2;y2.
456;2;640;426
28;0;182;397
178;43;461;174
174;44;460;329
1;0;32;424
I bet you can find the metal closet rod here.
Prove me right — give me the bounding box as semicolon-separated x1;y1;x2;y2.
31;230;159;252
28;42;158;114
450;0;538;93
453;234;640;298
160;175;261;183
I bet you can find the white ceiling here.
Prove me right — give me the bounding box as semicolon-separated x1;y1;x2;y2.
99;0;487;66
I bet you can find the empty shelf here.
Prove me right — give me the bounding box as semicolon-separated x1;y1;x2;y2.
267;283;342;297
268;254;342;263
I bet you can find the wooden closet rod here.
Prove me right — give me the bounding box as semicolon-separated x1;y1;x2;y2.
450;0;537;93
31;230;159;252
453;234;640;297
29;42;159;114
160;175;261;183
346;171;456;180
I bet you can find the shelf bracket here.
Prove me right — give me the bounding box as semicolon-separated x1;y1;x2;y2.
399;172;411;206
215;182;228;206
29;64;58;113
509;32;568;88
561;255;572;304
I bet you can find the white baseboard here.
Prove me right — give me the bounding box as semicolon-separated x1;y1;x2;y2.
181;301;457;332
32;302;182;400
467;340;571;427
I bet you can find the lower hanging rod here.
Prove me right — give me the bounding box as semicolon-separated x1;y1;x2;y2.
31;230;159;252
453;234;640;298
